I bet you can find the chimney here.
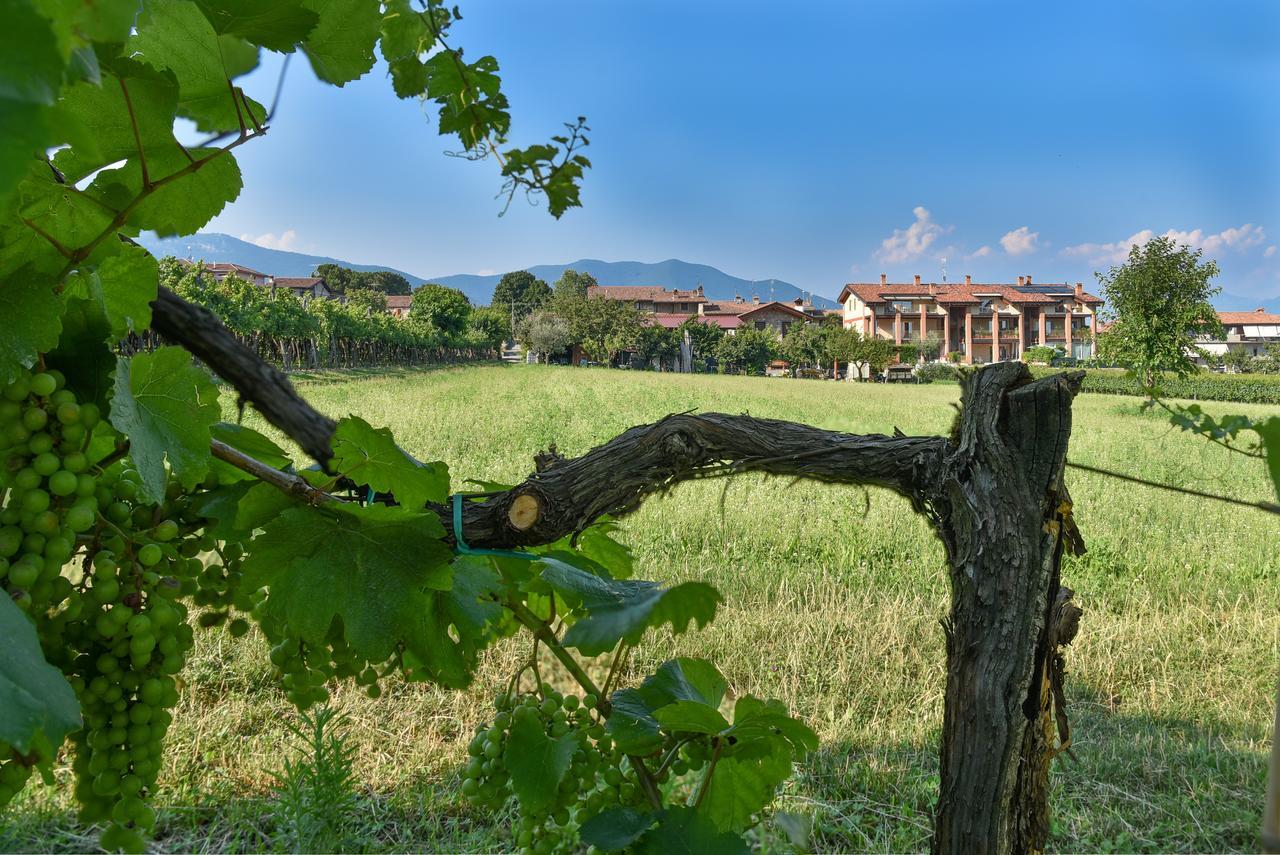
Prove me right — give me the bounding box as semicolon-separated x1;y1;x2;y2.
928;282;937;296
1257;307;1266;314
1017;276;1025;286
793;297;803;307
1026;274;1033;284
964;274;971;286
734;294;743;304
696;284;704;296
913;274;921;287
880;273;887;286
752;295;761;306
1074;282;1083;299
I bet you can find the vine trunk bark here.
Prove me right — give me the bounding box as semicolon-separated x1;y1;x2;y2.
929;362;1084;855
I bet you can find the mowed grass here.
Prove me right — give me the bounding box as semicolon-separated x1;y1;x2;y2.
4;365;1278;853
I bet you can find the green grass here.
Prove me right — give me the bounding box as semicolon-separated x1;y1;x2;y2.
4;365;1277;853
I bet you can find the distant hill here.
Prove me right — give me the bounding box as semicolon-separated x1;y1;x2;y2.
135;233;428;286
427;259;838;308
135;233;837;308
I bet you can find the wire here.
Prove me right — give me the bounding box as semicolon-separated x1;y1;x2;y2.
1067;461;1280;516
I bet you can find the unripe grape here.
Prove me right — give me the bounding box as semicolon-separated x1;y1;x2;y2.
29;373;57;397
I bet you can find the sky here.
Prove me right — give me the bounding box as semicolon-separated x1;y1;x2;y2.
204;0;1280;306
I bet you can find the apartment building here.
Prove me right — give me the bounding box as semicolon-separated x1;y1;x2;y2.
1197;308;1280;362
838;274;1103;363
589;285;820;336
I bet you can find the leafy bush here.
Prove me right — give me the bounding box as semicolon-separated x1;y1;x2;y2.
916;363;960;384
946;351;966;364
1023;345;1060;364
1028;367;1280;404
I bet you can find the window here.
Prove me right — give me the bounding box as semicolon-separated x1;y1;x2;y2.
781;321;791;336
755;321;766;330
891;300;913;313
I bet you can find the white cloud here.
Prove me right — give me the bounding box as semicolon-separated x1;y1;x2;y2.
967;245;991;259
1000;226;1040;256
1062;223;1267;265
477;268;496;276
875;206;950;264
241;229;298;251
1265;245;1277;258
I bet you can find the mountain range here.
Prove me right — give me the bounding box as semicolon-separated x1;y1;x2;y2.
135;233;838;308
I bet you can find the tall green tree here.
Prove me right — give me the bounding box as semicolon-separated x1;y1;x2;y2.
677;317;725;366
492;271;552;320
553;268;597;302
516;311;573;362
312;264;365;295
1096;236;1223;386
572;295;642;364
716;327;778;375
467;305;511;350
364;271;412;296
633;324;678;369
410;284;472;338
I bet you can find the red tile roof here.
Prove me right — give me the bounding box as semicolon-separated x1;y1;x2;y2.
1219;309;1280;325
739;300;812;321
838;281;1103;306
588;285;707;303
206;262;267;278
274;277;324;288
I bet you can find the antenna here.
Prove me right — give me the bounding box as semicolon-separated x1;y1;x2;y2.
941;256;948;283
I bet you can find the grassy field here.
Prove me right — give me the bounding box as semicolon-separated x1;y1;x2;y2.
4;364;1278;853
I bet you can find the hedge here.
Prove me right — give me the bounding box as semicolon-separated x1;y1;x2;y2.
1027;367;1280;405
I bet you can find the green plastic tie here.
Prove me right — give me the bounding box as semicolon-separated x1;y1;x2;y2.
452;493;538;561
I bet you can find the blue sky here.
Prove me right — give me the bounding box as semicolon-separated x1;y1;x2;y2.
205;0;1280;306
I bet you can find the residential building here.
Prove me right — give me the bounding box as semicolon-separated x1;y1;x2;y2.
699;295;815;336
838;274;1103;364
1197;308;1280;362
273;277;333;299
588;285;820;336
587;285;708;314
204;262;270;287
385;295;413;318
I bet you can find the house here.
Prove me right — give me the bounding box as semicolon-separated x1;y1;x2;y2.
204;262;270;287
1196;308;1280;363
385;295;413;318
839;274;1103;364
587;285;709;314
273;277;333;300
700;295;816;337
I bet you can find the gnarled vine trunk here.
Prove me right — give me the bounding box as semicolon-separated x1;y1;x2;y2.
152;288;1085;855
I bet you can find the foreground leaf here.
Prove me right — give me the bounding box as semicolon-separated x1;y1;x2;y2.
503;711;578;814
300;0;381;85
241;504;453;662
109;346;220;502
638;806;748;855
0;273;61;385
579;806;657;851
0;596;81;755
331;415;448;506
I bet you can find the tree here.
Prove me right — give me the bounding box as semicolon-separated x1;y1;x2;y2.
1096;236;1223;386
410;284;472;338
553;268;597;302
777;322;825;373
346;287;388;315
824;326;863;377
492;271;552;320
312;263;365;295
570;295;642;364
716;327;778;374
364;271;412;296
467;305;511;350
847;335;897;379
516;311;573;362
633;324;679;369
678;317;725;368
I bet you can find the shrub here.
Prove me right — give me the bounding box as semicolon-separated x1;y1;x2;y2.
1023;345;1060;364
1027;367;1280;404
916;363;960;384
946;351;966;364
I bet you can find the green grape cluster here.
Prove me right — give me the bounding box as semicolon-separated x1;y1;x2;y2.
462;686;650;855
254;609;390;710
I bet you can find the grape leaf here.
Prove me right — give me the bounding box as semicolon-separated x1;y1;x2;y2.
379;0;432;98
637;807;748;855
652;701;730;736
697;740;793;833
579;807;658;852
0;595;82;755
233;482;295;532
32;0;138;49
184;480;254;539
241;503;453;662
87;147;243;237
0;103;49;210
0;0;65;107
424;51;509;150
637;657;727;710
14;159;116;255
503;711;578;814
218;35;261;78
604;688;663;755
44;294;115;411
109;346;220;502
401;555;505;688
725;696;818;757
300;0;381;86
538;560;721;656
0;271;61;386
129;0;267;132
331;415;449;507
61;242;157;341
51;62;182;185
193;0;318;52
208;421;292;488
